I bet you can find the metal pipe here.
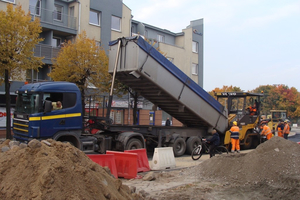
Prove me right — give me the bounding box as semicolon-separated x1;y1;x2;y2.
110;39;121;96
106;39;121;124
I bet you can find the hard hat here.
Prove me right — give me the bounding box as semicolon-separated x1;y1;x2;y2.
233;121;237;125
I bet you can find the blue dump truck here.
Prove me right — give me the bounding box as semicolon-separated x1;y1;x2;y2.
12;36;262;156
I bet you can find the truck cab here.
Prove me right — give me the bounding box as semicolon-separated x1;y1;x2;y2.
13;82;83;148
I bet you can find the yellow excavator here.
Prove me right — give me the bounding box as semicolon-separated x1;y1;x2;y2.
215;92;264;149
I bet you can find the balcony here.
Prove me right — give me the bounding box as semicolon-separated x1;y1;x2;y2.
30;6;77;34
34;44;60;64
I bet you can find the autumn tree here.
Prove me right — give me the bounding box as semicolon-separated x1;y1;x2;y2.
49;31;112;117
208;85;243;99
252;84;300;122
0;4;43;139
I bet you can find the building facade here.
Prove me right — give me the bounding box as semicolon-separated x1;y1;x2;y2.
131;19;203;87
0;0;203;127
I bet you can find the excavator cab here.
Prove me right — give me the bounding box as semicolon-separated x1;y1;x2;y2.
215;92;264;149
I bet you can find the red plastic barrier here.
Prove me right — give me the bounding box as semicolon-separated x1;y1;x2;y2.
125;148;150;172
106;151;138;179
87;154;118;178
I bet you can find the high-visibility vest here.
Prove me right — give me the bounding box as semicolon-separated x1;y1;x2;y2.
250;107;257;115
230;126;240;139
283;124;290;134
261;125;272;139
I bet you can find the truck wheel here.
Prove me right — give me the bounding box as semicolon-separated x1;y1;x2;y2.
125;138;143;150
186;137;201;155
170;137;186;157
62;141;75;146
242;131;253;150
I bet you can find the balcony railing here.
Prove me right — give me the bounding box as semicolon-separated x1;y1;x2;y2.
34;44;60;61
30;6;77;31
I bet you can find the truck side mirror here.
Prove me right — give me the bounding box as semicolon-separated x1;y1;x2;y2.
44;100;52;113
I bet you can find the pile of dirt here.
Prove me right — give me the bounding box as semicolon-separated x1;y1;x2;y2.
0;139;142;200
197;136;300;199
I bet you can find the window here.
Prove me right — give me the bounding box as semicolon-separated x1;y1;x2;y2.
192;63;198;75
158;34;164;42
43;92;76;110
15;93;40;114
52;37;61;47
29;0;41;16
192;41;198;53
54;5;63;21
111;16;121;31
69;6;74;17
2;0;14;3
96;41;101;47
90;10;100;26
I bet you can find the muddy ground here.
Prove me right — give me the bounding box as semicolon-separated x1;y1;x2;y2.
123;136;300;200
0;136;299;200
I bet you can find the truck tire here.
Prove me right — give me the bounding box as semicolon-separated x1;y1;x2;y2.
242;131;253;150
125;138;143;150
186;137;201;155
169;137;186;157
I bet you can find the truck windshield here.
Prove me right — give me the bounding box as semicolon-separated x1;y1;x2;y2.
15;93;40;114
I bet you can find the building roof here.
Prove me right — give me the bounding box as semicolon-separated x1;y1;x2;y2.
132;20;184;36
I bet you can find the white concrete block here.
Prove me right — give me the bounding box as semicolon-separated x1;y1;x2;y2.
150;147;176;170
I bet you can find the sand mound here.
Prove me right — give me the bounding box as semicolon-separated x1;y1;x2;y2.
199;137;300;182
198;136;300;199
0;139;142;200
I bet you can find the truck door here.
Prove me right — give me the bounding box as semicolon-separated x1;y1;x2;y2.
40;92;81;138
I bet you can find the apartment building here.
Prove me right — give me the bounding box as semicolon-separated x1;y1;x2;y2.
0;0;131;82
0;0;203;127
131;19;203;87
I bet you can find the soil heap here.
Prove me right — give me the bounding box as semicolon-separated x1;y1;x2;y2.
198;136;300;199
0;139;142;200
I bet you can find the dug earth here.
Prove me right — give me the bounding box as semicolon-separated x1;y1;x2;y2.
123;136;300;200
0;137;299;200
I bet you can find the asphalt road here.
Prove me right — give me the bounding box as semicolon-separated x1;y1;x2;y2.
288;127;300;143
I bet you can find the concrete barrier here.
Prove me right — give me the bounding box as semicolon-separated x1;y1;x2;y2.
150;147;176;170
87;154;118;178
125;148;150;172
106;151;138;179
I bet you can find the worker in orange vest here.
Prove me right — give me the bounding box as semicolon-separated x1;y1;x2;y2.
260;122;273;140
247;103;257;115
230;121;240;153
283;120;290;139
276;120;284;138
250;104;257;115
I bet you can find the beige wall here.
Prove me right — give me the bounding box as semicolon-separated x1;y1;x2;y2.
175;35;184;48
78;0;101;41
111;4;131;40
0;0;29;12
75;2;131;43
159;27;199;84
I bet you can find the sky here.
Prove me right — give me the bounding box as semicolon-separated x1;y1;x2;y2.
122;0;300;92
